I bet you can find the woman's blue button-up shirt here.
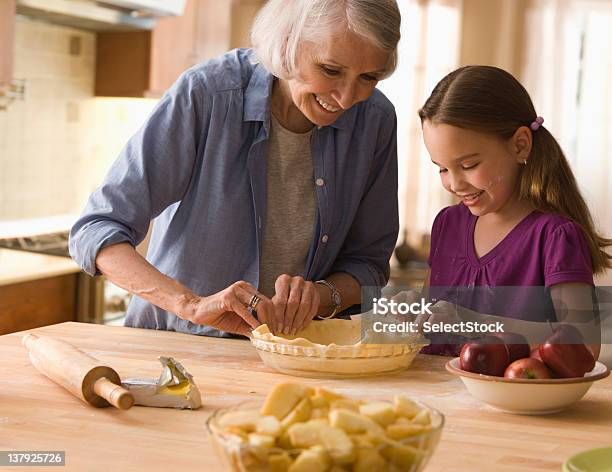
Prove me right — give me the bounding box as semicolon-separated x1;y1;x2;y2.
69;48;399;337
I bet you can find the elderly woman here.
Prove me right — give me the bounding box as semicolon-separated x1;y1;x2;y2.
69;0;401;338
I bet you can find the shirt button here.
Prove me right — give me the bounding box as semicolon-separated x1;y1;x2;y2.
321;234;329;243
315;178;325;187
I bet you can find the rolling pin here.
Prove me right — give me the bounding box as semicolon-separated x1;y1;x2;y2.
22;334;134;410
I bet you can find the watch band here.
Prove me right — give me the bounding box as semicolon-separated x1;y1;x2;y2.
315;279;341;320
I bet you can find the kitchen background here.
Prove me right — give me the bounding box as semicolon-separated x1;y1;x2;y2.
1;0;611;335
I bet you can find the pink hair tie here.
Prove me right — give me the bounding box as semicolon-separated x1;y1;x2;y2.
530;116;544;131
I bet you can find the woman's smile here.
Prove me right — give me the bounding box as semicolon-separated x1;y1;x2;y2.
313;94;341;113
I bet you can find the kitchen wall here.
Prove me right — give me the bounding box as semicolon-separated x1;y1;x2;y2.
0;17;158;220
0;0;266;222
459;0;528;77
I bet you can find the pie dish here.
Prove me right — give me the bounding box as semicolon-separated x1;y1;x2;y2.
250;319;428;378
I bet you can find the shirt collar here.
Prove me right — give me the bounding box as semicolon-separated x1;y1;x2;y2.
243;63;357;131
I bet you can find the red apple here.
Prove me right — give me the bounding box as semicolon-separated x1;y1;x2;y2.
530;347;543;362
539;325;595;378
548;324;585;343
504;358;552;379
495;332;530;363
460;337;510;376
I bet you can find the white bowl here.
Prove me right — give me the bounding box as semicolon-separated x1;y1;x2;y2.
446;357;609;415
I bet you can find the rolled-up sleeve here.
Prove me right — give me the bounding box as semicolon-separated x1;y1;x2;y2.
330;112;399;291
69;69;209;276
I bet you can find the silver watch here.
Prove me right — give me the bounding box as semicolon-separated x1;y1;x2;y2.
315;279;341;319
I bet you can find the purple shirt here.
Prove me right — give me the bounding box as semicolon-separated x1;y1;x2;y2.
427;203;594;322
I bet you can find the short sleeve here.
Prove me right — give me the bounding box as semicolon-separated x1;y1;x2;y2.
428;207;451;268
543;222;594;287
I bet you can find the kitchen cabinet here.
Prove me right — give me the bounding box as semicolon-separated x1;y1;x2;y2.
0;0;16;94
95;0;233;97
95;0;266;97
0;248;82;335
0;274;78;335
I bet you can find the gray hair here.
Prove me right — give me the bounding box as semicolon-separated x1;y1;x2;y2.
251;0;401;80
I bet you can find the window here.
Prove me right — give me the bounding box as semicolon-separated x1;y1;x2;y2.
377;0;462;243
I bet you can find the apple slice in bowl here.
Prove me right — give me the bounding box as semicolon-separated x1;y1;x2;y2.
445;357;609;415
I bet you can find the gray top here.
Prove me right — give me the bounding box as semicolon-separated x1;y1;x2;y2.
258;114;316;298
69;48;399;337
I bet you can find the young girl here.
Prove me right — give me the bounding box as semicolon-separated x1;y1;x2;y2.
417;65;610;358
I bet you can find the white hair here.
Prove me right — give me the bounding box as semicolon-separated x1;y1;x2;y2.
250;0;400;80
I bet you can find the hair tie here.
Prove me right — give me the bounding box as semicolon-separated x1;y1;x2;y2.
530;116;544;131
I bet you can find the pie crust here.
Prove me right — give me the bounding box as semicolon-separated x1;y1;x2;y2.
250;319;427;378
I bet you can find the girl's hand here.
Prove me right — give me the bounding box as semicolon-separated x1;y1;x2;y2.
271;275;320;335
183;281;271;336
414;300;462;332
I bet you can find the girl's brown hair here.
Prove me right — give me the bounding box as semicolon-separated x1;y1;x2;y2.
419;65;611;273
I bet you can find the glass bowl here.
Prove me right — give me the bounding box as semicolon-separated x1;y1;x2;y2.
206;399;445;471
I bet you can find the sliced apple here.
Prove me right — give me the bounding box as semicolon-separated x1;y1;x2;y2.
321;426;355;464
394;416;412;425
411;409;431;426
288;421;354;464
350;433;374;448
394;395;421;419
218;409;261;432
256;415;282;437
310;407;329;419
248;433;275;461
359;401;397;426
380;440;423;468
309;395;329;408
330;398;362;412
288;446;330;472
224;426;248;441
386;423;428;440
281;397;312;429
277;429;293;449
354;448;387;472
307;418;329;427
261;383;314;420
268;452;292;472
329;408;385;437
315;387;347;402
288;421;322;447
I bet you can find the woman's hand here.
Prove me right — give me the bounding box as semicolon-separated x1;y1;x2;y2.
271;275;320;335
182;281;272;336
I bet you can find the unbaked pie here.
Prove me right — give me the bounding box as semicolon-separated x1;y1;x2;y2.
250;318;427;378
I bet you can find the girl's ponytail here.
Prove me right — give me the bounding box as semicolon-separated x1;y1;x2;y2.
521;127;612;272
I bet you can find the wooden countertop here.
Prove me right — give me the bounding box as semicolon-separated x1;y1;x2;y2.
0;249;80;286
1;322;611;471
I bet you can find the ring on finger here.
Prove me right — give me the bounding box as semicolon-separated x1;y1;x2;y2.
247;294;261;314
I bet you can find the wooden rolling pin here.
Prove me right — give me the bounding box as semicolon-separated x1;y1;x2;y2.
22;333;134;410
